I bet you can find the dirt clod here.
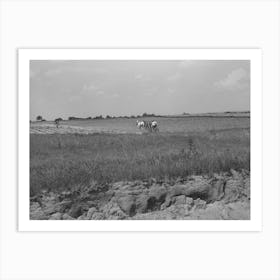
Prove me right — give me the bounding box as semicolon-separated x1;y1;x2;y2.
30;171;250;220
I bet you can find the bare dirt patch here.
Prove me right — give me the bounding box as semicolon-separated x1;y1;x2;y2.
30;169;250;220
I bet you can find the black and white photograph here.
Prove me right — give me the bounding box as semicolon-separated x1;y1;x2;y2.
2;1;280;279
28;57;251;221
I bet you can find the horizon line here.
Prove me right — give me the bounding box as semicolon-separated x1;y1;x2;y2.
31;110;250;121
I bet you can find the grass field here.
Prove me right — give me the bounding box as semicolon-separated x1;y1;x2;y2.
30;115;250;196
31;114;250;134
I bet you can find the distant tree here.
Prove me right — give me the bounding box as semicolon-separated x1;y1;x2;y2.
87;116;92;119
68;116;84;120
54;118;62;128
106;115;111;119
142;112;157;117
36;115;43;121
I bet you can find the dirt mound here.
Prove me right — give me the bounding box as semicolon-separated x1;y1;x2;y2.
30;169;250;220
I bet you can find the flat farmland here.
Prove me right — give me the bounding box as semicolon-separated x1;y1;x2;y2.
30;115;250;220
30;115;250;195
30;115;250;135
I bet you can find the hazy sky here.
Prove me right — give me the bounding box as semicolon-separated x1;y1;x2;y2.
30;60;250;120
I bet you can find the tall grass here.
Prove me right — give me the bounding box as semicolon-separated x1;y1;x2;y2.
30;131;250;195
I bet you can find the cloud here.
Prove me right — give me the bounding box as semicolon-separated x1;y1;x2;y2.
30;68;41;80
43;63;107;78
178;60;195;68
44;68;64;77
96;90;105;96
214;68;249;92
73;66;107;74
135;74;143;80
167;88;175;95
167;72;182;82
134;73;151;82
143;86;159;97
69;95;81;102
83;83;99;91
30;70;36;79
81;83;106;97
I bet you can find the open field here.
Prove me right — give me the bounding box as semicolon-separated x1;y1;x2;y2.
30;115;250;220
31;114;250;134
30;116;250;194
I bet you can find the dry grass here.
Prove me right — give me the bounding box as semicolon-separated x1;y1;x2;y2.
31;115;250;134
30;129;250;196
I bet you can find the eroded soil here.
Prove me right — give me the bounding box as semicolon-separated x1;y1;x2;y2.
30;169;250;220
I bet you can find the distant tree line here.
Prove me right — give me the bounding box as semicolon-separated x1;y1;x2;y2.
32;111;249;123
32;113;165;122
67;113;161;121
34;113;162;122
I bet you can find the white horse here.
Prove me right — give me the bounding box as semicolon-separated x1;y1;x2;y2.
136;120;145;129
151;120;158;130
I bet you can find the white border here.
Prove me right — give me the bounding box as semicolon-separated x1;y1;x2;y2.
18;48;262;231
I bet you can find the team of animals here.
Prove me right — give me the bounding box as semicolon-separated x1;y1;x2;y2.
136;120;159;132
53;119;159;132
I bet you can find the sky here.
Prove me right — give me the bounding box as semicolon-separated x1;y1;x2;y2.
30;60;250;120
